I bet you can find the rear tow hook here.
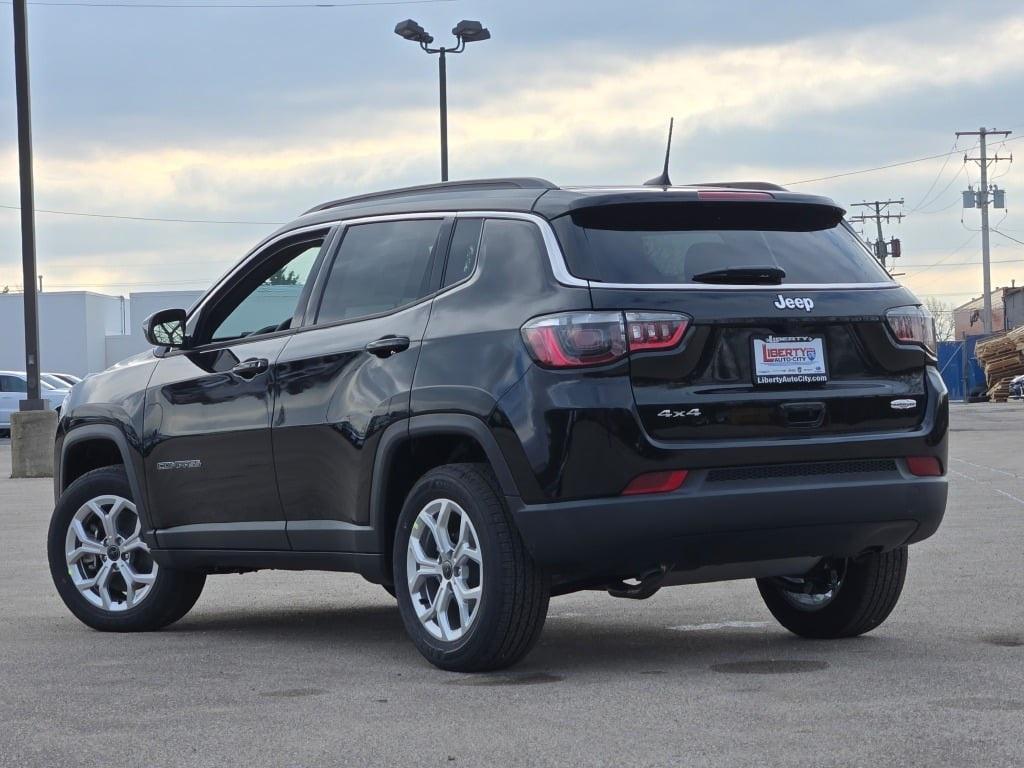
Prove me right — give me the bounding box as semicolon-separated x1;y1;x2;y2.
607;564;673;600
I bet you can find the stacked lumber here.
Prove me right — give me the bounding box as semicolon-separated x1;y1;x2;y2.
975;327;1024;402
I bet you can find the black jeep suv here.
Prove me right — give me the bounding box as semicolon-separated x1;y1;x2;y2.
49;178;948;671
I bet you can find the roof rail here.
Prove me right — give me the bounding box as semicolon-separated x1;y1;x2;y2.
691;181;789;192
303;177;559;215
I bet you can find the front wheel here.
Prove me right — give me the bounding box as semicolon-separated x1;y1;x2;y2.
48;466;206;632
757;547;908;639
393;463;550;672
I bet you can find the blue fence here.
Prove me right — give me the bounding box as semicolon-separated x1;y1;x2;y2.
937;336;990;401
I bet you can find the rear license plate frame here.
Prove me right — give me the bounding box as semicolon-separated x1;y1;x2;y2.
752;335;829;386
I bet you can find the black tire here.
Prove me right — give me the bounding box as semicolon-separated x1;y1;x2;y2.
757;547;908;639
381;584;397;598
393;463;550;672
48;465;206;632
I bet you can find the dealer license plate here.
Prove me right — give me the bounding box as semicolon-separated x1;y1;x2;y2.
752;336;828;385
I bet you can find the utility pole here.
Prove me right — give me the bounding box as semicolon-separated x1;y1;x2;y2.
849;199;904;270
958;127;1012;334
13;0;44;411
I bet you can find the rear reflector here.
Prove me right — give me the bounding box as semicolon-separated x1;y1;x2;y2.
622;470;688;495
906;456;943;477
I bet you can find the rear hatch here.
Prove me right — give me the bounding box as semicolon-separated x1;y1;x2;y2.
550;194;933;441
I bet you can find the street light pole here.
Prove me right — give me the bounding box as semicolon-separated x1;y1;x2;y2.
395;19;491;183
12;0;45;411
438;47;448;181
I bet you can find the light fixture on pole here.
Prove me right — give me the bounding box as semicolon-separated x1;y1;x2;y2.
394;18;491;182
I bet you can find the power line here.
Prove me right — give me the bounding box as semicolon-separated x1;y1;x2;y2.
2;136;1021;227
911;165;967;215
785;135;1024;186
1;0;453;7
0;203;282;225
993;229;1024;247
907;140;957;212
900;232;978;281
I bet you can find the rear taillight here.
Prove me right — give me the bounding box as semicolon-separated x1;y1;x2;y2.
520;312;627;368
521;311;690;369
906;456;943;477
624;312;689;351
886;305;936;355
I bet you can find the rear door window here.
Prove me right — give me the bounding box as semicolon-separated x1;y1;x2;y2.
552;202;891;285
317;219;443;323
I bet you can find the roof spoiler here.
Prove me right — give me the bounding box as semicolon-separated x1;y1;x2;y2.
692;181;789;192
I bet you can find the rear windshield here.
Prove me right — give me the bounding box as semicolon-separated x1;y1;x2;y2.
551;202;892;285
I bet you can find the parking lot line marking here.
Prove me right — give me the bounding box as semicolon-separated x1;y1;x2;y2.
949;469;1024;507
668;620;769;632
950;457;1024;481
993;488;1024;507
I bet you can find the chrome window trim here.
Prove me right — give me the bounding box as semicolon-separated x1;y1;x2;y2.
452;210;589;288
186;210;903;330
186;222;336;324
585;281;900;291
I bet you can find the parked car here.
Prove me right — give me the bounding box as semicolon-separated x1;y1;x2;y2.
46;372;82;387
41;373;75;391
48;178;948;671
0;371;67;434
1009;374;1024;400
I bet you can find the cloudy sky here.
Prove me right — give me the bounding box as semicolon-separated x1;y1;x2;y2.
1;0;1022;311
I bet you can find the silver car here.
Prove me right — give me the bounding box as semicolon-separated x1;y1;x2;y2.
0;371;67;433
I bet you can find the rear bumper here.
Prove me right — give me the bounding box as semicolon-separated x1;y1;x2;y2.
509;463;947;577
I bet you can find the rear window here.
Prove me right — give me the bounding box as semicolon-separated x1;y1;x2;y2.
552;202;891;285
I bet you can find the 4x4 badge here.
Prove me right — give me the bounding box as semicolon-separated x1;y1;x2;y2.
657;408;702;418
774;294;814;312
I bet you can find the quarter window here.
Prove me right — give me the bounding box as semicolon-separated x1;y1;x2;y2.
317;219;443;323
442;218;483;289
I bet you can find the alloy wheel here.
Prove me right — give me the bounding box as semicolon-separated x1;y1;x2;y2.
406;498;483;642
774;560;846;612
64;494;158;612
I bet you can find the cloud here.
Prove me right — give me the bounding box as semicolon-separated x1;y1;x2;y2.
1;8;1022;294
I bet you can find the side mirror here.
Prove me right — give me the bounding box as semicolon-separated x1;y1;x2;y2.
143;308;188;348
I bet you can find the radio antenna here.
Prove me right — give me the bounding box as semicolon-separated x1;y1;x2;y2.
644;117;674;187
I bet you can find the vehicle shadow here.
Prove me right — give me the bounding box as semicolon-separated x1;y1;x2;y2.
164;600;902;676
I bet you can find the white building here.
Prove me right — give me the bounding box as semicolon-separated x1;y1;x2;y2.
1;285;303;377
0;289;201;377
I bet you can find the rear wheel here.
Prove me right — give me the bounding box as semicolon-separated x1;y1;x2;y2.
48;466;206;632
393;463;550;672
757;548;908;639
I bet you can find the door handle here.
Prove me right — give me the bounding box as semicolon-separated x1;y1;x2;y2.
365;335;410;358
231;358;269;378
780;401;825;428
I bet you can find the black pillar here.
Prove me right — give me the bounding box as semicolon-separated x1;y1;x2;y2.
13;0;45;410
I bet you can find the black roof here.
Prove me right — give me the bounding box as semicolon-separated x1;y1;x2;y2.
281;177;843;237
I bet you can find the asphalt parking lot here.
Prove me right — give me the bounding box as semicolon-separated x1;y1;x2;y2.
1;403;1022;768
